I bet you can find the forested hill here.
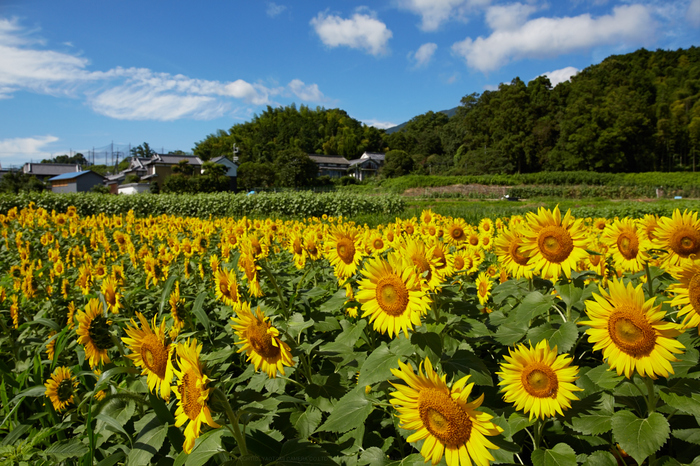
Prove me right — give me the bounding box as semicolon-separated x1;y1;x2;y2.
194;47;700;175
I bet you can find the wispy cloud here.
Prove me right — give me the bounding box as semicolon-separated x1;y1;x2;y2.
395;0;489;31
0;17;327;120
409;43;437;68
452;4;655;72
310;10;392;56
362;119;396;129
689;0;700;27
0;135;59;160
266;2;287;18
540;66;579;86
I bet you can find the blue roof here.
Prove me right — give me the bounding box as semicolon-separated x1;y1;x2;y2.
48;170;96;181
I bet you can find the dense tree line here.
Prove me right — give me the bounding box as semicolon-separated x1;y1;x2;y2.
194;47;700;177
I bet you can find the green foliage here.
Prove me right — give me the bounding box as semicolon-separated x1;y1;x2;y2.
238;162;277;191
130;142;157;159
275;148;318;188
381;150;414;178
40;153;89;165
0;172;47;194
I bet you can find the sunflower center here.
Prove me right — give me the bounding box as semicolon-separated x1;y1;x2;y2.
219;282;229;296
450;227;465;241
105;290;117;307
509;241;530;266
521;363;558;398
375;275;409;316
412;255;432;282
418;388;472;447
478;280;489;298
537;226;574;263
373;238;384;250
589;254;602;266
608;308;656;357
336;238;355;264
670;227;700;258
453;256;465;270
405;225;415;235
179;372;203;420
247;320;280;359
617;231;639;260
432;248;446;270
57;378;74;402
141;334;169;378
293;239;303;255
468;235;480;247
88;315;113;350
689;273;700;312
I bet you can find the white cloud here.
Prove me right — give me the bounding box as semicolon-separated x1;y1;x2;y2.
266;2;287;18
540;66;579;86
689;0;700;27
395;0;490;31
288;79;325;102
452;4;655;72
362;119;396;129
310;11;392;56
484;3;537;31
0;17;327;120
0;135;59;160
409;43;437;68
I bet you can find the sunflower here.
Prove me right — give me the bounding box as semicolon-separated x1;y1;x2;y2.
214;267;240;308
9;294;18;329
46;331;57;361
44;366;78;412
475;272;492;306
325;225;363;280
520;206;589;280
601;218;650;273
170;281;187;331
288;231;307;269
655;209;700;267
389;357;503;466
668;258;700;329
580;278;685;379
238;252;263;298
398;237;443;291
76;298;113;368
101;277;122;314
445;218;470;247
356;253;431;338
494;226;533;279
173;338;220;454
122;312;175;401
231;303;295;378
478;218;494;237
66;301;76;329
496;339;582;420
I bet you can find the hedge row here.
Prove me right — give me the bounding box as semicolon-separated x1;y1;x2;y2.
380;172;700;193
0;191;405;218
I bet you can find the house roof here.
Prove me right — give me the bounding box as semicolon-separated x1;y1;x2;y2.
361;152;385;161
48;170;105;181
24;163;81;176
146;154;203;166
308;155;350;165
210;156;238;166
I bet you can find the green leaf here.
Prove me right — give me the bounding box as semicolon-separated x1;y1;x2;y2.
660;379;700;417
44;439;89;460
318;387;373;434
611;410;670;465
531;443;577;466
277;439;336;466
442;350;493;386
584;364;624;390
359;447;389;465
513;291;555;324
582;450;618;466
411;332;442;357
192;291;210;333
11;385;46;403
319;289;346;314
95;450;125;466
494;321;529;346
159;273;178;317
184;429;228;466
508;412;535;436
96;413;131;439
673;428;700;445
358;343;398;387
287;313;314;339
320;319;366;353
571;412;613;435
292;406;322;439
127;421;168;465
526;321;579;353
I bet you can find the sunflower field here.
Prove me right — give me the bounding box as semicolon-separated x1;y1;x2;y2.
2;203;700;466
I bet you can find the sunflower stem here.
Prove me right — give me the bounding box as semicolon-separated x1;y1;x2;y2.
643;376;657;414
644;261;654;297
215;388;249;457
260;260;289;319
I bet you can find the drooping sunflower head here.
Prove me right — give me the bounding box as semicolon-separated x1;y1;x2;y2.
389;357;503;466
76;298;113;369
214;267;240;308
44;366;78;412
580;278;685;379
122;312;175;401
231;303;295;378
496;339;582;420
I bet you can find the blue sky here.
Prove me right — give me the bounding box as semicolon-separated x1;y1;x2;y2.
0;0;698;166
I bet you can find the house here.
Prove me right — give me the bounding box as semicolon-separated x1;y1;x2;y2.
308;155;350;178
48;170;106;193
118;183;151;195
208;156;238;191
22;163;82;181
140;154;203;183
348;152;385;181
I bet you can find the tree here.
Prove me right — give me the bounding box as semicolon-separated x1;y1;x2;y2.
130;143;156;159
238;162;276;191
171;160;195;176
0;172;47;193
275;148;318;188
381;150;415;178
41;153;89;165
